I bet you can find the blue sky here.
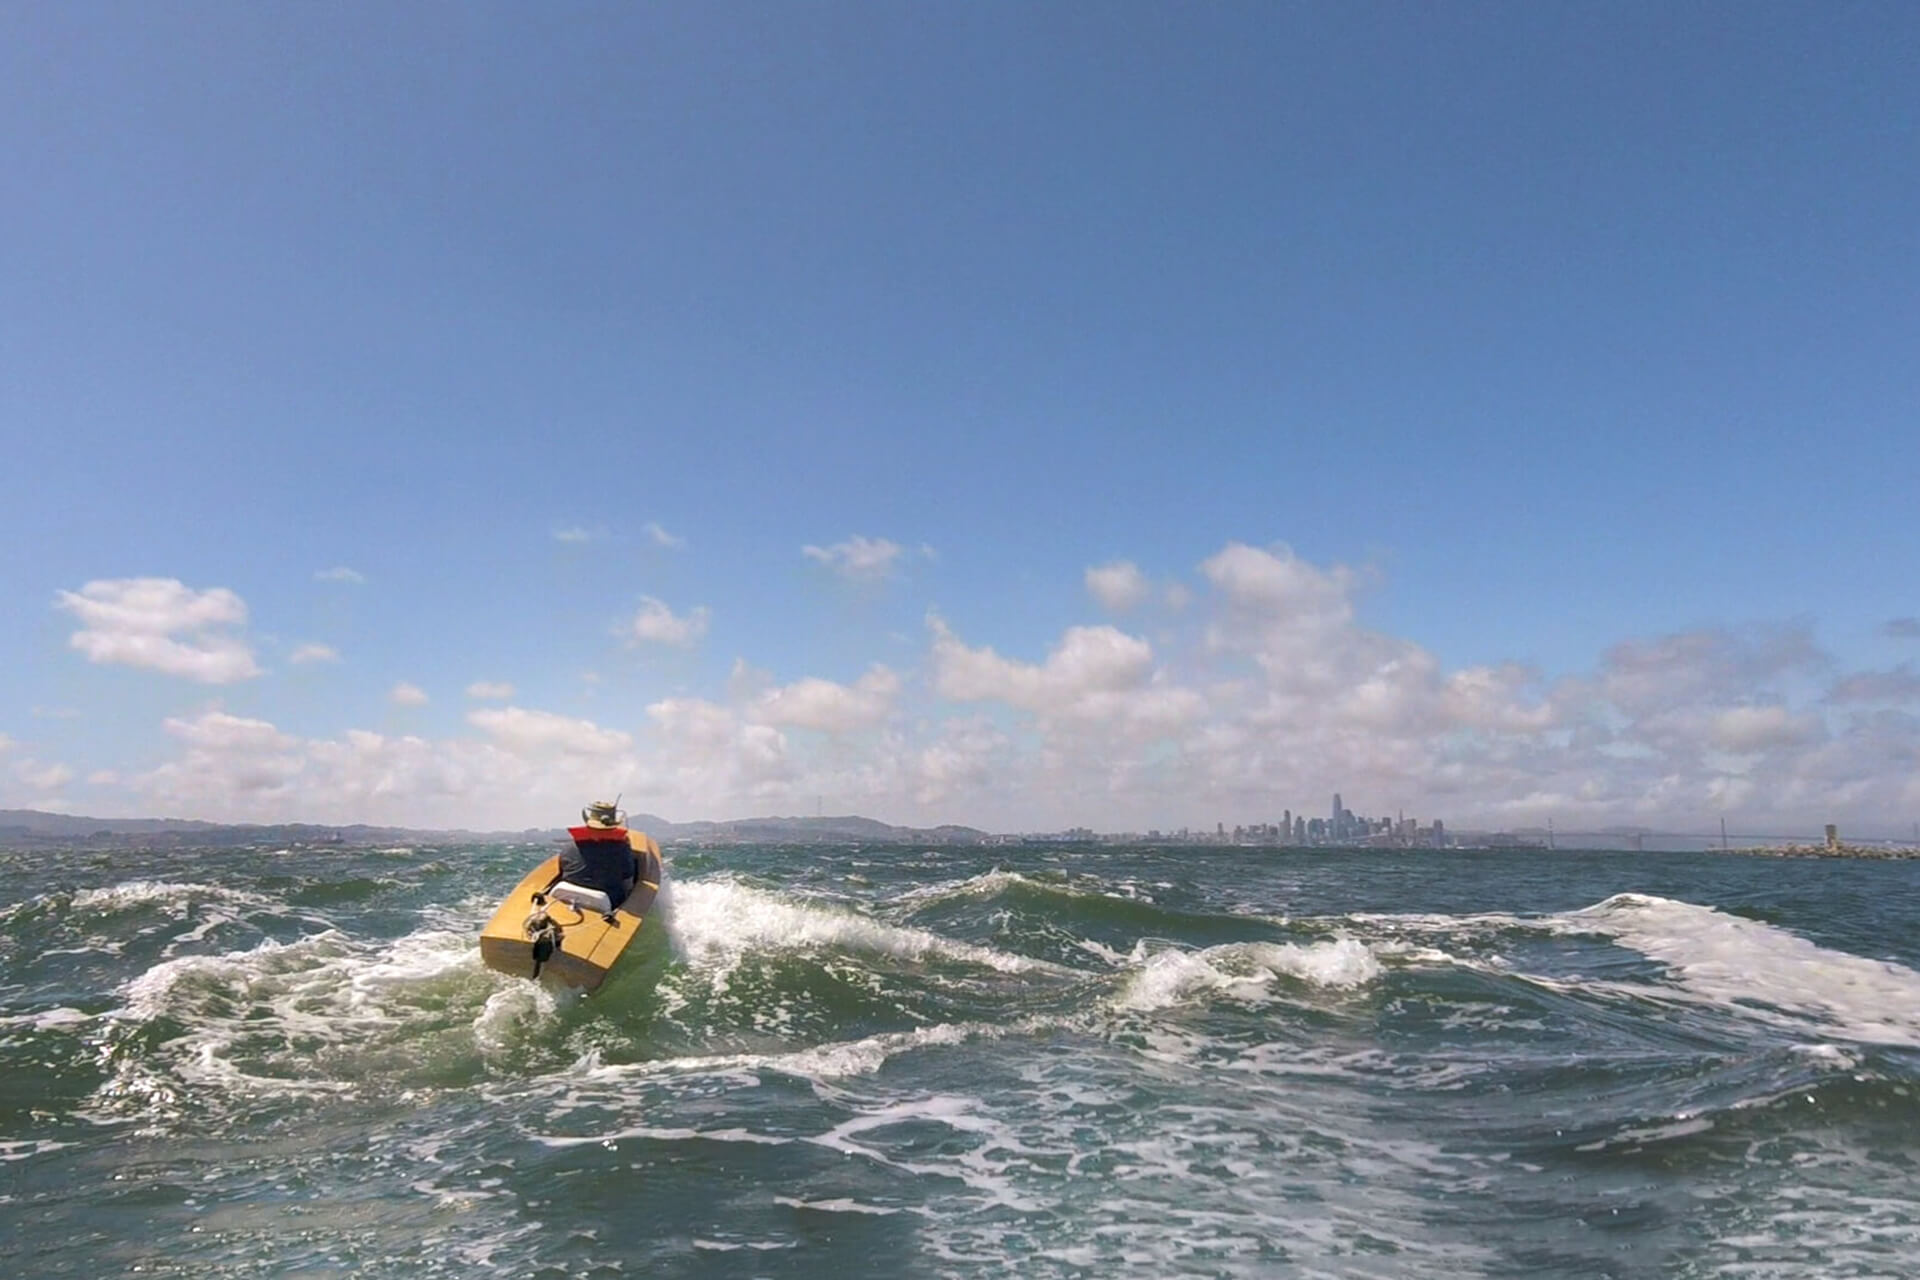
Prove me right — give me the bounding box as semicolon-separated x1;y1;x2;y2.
3;3;1916;834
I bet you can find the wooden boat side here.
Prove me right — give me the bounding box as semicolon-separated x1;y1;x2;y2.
478;832;664;992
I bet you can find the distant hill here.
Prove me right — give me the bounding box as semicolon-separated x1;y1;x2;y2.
0;810;224;839
0;808;991;848
0;809;543;849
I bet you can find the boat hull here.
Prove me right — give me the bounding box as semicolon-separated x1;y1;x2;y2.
478;832;664;992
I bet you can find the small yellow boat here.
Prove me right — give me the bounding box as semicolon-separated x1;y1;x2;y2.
479;801;665;993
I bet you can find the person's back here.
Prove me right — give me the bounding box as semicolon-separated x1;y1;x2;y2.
559;838;638;907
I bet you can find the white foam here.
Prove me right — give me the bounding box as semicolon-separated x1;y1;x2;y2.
776;1020;983;1077
472;981;571;1055
72;879;278;914
121;921;479;1023
890;868;1040;905
1346;907;1539;929
0;1007;92;1032
0;1138;73;1163
1573;1116;1717;1152
893;867;1164;912
808;1093;1054;1213
774;1196;911;1216
1075;937;1133;966
554;1019;1013;1091
1569;892;1920;1048
537;1123;792;1149
1790;1042;1860;1068
94;914;499;1107
59;879;333;954
1115;937;1382;1012
665;877;1053;993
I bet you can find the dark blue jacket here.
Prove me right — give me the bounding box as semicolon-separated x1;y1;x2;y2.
558;840;638;907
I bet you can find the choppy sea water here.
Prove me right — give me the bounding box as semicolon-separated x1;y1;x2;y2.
4;841;1920;1278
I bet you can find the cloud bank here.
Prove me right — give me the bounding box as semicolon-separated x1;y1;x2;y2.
46;544;1920;835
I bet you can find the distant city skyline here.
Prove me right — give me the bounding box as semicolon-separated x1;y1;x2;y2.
2;7;1917;835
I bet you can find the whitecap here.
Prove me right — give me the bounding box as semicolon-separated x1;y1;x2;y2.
774;1196;914;1216
72;879;276;912
665;877;1056;995
0;1138;73;1163
0;1007;93;1032
1567;892;1920;1048
1115;937;1381;1012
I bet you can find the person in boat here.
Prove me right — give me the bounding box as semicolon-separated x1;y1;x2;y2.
557;799;639;909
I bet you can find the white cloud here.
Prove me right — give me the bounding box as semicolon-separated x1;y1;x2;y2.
1201;542;1355;624
645;697;793;800
1440;664;1559;733
934;620;1152;706
1828;666;1920;704
130;706;645;827
467;707;632;755
390;682;429;707
750;665;901;733
466;681;516;700
910;716;1008;807
931;617;1205;738
553;526;595;544
290;643;340;665
803;535;906;582
14;760;74;793
56;578;262;683
628;597;710;647
1709;705;1821;753
165;709;296;752
646;697;738;752
1598;625;1822;718
315;567;366;584
139;710;307;809
1086;561;1151;612
0;735;75;800
644;521;687;550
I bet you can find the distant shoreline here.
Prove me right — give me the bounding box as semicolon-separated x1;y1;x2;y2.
3;807;1914;858
0;807;990;849
1720;842;1920;861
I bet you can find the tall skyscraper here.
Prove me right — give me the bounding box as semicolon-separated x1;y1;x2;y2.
1331;793;1343;839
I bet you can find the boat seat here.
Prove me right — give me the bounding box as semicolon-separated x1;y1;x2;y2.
548;880;614;915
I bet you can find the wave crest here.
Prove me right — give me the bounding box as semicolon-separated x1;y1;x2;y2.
667;876;1052;981
1568;892;1920;1048
1117;937;1382;1011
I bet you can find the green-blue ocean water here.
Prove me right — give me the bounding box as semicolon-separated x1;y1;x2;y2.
4;841;1920;1278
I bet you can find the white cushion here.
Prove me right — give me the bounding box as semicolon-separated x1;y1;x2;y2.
549;881;613;914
